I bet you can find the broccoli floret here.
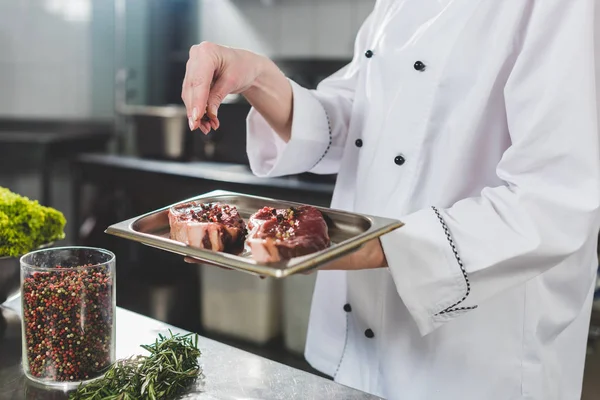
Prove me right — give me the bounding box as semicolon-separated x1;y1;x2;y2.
0;187;66;258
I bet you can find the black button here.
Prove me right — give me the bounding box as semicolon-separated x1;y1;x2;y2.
394;155;406;165
414;61;426;71
365;50;374;58
365;329;375;338
355;139;363;148
343;303;352;312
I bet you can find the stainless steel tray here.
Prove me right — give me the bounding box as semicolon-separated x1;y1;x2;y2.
105;190;404;278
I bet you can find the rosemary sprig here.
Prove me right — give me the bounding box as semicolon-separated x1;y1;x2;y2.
69;330;202;400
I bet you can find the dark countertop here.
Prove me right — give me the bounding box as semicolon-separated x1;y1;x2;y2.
74;154;336;195
0;131;111;144
0;298;379;400
0;118;111;130
0;131;112;165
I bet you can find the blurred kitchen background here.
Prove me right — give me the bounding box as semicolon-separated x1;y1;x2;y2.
0;0;599;398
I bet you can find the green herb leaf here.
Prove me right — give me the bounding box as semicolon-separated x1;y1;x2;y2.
69;331;202;400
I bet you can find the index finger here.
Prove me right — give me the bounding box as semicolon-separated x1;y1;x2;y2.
187;44;218;130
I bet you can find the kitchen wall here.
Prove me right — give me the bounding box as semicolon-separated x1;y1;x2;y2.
0;0;151;120
0;0;373;120
0;0;93;119
596;1;600;123
198;0;375;58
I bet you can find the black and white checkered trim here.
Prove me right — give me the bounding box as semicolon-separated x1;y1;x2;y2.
431;206;478;315
309;106;333;170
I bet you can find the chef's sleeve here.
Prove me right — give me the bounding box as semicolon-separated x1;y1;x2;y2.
246;9;375;177
381;0;600;336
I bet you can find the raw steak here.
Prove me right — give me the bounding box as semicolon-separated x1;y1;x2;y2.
247;206;330;263
168;201;247;254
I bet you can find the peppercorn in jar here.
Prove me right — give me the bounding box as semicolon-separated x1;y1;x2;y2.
20;247;116;389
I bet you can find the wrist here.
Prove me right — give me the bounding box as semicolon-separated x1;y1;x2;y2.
244;56;284;97
242;55;293;142
366;239;387;269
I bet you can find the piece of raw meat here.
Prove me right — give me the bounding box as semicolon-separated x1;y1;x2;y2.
247;206;330;263
168;201;247;254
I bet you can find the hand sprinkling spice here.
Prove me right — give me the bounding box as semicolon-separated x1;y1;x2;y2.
69;330;202;400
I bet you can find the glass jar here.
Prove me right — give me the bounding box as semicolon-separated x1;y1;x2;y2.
20;247;116;388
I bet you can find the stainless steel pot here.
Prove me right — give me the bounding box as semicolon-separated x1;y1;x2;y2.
118;94;246;161
119;104;190;160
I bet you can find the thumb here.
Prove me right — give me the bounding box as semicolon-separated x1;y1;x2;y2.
206;76;235;122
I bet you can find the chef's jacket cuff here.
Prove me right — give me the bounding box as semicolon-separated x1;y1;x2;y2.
380;208;472;336
246;80;331;178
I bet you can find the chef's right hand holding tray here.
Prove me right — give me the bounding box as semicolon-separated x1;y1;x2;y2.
181;2;600;399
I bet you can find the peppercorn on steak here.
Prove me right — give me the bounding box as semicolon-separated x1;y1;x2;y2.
168;201;247;254
246;206;330;263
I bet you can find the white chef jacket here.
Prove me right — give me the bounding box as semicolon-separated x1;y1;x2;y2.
246;1;600;399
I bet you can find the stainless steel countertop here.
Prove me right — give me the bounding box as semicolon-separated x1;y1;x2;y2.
74;154;336;194
0;298;381;399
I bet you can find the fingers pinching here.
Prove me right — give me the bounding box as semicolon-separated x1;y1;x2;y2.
186;42;218;131
205;75;236;131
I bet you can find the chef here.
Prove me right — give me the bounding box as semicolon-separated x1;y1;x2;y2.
182;1;600;399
